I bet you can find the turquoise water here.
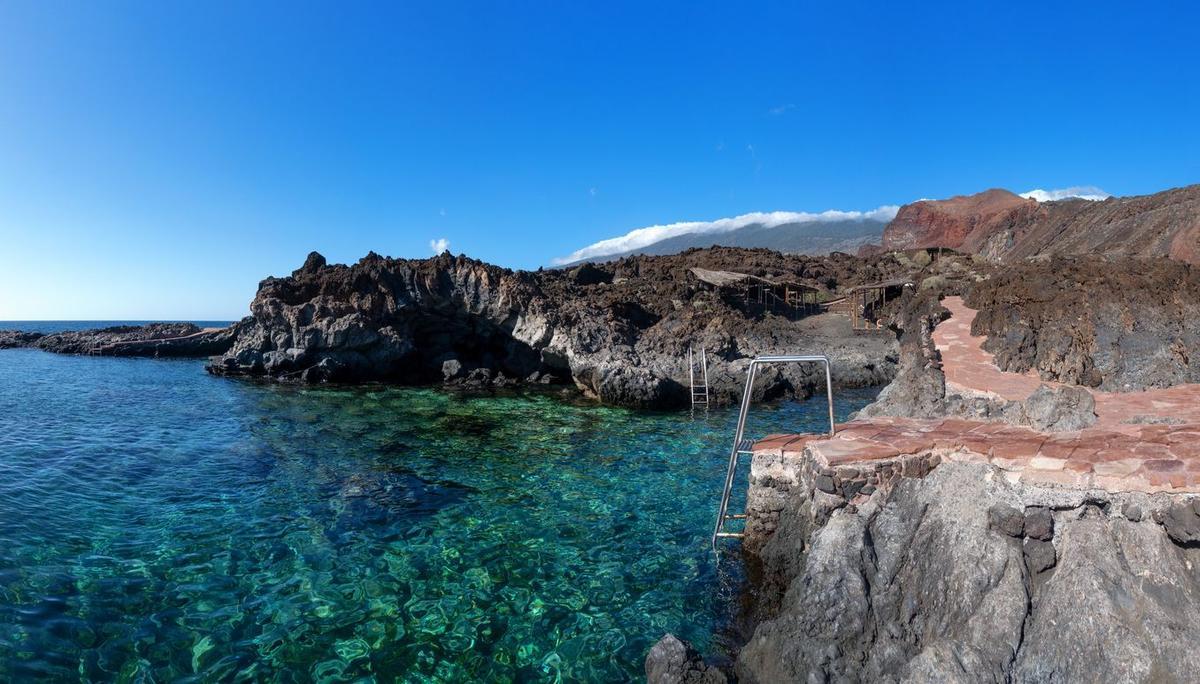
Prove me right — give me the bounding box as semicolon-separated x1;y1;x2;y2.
0;349;876;681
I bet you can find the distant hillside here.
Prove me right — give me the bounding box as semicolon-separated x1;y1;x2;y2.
874;184;1200;265
562;218;886;265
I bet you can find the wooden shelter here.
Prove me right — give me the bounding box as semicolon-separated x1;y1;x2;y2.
690;267;820;320
849;278;913;331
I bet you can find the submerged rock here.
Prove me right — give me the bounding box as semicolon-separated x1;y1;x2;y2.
644;635;727;684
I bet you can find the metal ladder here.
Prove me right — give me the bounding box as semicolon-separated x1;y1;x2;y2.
688;346;709;408
711;355;836;554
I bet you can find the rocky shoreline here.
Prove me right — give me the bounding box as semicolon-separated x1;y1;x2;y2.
203;248;923;408
731;459;1200;681
1;246;919;408
647;255;1200;682
7;243;1200;680
0;322;240;357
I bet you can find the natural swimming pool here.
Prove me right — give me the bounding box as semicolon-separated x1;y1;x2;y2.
0;349;876;681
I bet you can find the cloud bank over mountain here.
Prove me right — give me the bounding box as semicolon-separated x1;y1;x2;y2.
1020;186;1111;202
554;206;900;264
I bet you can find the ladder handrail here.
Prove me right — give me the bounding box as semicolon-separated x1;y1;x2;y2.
712;354;835;554
689;345;710;407
688;347;695;395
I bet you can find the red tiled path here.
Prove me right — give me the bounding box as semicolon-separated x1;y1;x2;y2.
755;297;1200;494
756;417;1200;493
935;296;1200;430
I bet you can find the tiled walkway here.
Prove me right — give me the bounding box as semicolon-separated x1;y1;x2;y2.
935;297;1200;430
755;297;1200;493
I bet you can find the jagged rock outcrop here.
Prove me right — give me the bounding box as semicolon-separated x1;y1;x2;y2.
0;331;45;349
0;323;241;357
854;255;1197;425
852;290;952;420
967;256;1200;390
878;184;1200;265
207;248;915;408
736;461;1200;682
882;188;1039;254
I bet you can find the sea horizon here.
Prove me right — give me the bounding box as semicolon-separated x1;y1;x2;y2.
1;320;237;334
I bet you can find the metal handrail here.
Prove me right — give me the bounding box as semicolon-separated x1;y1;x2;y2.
688;346;710;407
711;354;834;553
688;347;694;394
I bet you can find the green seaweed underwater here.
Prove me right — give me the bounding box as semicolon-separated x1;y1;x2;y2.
0;350;875;681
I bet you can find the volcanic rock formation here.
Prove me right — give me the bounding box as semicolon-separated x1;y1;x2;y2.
736;460;1200;682
874;184;1200;265
881;188;1039;254
638;249;1200;682
207;248;921;408
967;256;1200;390
0;323;240;357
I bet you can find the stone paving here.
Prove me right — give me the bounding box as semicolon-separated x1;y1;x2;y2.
934;296;1200;430
754;297;1200;494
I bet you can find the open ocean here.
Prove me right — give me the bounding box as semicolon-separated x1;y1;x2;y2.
0;321;236;334
0;347;877;681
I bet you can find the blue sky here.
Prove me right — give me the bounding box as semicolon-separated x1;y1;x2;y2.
1;1;1198;320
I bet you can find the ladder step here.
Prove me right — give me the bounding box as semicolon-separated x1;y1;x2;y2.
714;355;837;556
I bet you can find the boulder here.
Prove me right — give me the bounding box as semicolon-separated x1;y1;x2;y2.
644;635;726;684
1021;384;1097;432
1158;500;1200;545
1024;506;1054;541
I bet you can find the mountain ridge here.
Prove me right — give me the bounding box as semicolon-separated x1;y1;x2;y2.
559;217;887;266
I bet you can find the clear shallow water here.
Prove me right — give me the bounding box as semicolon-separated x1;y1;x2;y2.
0;349;877;682
0;321;235;334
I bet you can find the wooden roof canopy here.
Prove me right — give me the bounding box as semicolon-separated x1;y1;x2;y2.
689;267;815;290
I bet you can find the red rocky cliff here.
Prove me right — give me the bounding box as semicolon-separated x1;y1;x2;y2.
877;184;1200;265
881;189;1039;253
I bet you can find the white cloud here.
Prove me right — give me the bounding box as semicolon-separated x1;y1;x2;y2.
430;237;450;254
553;206;900;265
768;103;795;115
1019;186;1110;202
